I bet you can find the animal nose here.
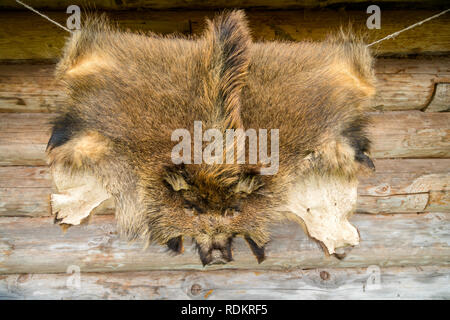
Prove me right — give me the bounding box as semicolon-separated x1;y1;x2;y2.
197;238;234;266
209;249;227;265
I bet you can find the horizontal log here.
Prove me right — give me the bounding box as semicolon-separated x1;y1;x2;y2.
0;213;448;274
0;186;115;217
424;83;450;112
1;159;448;216
1;59;449;113
0;166;51;188
428;190;450;212
358;158;450;213
0;188;51;217
358;158;450;195
368;111;450;158
3;159;448;191
0;111;448;167
374;58;450;111
1;10;450;61
3;0;449;10
0;64;64;113
2;187;445;216
1;188;443;216
0;113;49;166
0;266;448;299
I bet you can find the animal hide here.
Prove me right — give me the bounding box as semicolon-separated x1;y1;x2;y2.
47;10;376;265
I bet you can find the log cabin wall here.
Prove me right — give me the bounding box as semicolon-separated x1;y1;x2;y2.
0;0;448;299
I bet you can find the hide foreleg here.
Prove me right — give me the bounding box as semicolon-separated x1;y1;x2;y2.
286;174;360;255
47;129;112;227
51;165;110;226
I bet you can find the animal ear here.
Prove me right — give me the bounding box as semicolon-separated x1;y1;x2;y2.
233;174;263;194
55;15;114;79
163;171;190;192
355;151;375;171
167;236;184;254
204;10;251;129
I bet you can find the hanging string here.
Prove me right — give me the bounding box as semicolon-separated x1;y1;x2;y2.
15;0;73;33
14;0;450;47
367;8;449;47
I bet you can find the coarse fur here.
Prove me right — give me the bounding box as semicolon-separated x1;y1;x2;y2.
47;11;376;265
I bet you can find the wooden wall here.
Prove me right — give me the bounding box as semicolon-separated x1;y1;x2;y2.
0;2;448;299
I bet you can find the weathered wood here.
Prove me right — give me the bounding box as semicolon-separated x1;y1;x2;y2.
424;83;450;112
358;158;450;213
0;187;444;216
1;159;448;216
1;59;449;113
0;266;448;299
0;111;448;166
0;166;51;188
0;188;51;217
359;159;450;196
1;10;450;61
0;64;64;113
428;190;450;212
4;0;449;10
368;111;450;158
0;113;50;166
374;58;450;111
0;213;448;274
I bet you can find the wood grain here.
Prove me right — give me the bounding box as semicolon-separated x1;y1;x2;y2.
0;113;49;166
368;111;450;158
0;64;64;113
359;159;450;195
358;158;450;213
1;10;450;61
1;59;449;113
424;83;450;112
0;111;448;166
0;266;448;299
0;213;448;274
374;58;450;111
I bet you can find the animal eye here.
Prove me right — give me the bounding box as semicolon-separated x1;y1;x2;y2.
231;204;241;212
224;206;240;217
184;202;204;214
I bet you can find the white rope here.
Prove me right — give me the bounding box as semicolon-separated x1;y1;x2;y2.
15;0;73;33
368;8;450;47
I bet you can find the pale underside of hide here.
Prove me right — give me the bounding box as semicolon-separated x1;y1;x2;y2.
286;174;359;255
51;165;110;226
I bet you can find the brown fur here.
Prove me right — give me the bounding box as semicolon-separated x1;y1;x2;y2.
48;11;376;265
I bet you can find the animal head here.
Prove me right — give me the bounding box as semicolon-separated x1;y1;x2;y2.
159;163;270;264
